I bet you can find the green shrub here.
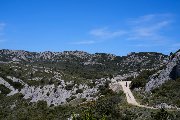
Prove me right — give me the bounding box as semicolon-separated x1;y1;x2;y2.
151;108;174;120
65;84;74;90
0;84;11;95
149;78;180;107
3;78;23;91
76;89;83;94
130;70;156;89
66;96;77;102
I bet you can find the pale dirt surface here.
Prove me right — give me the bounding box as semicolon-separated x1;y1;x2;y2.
118;81;138;105
118;81;180;111
118;81;158;109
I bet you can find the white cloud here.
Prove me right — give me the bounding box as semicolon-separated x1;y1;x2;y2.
72;13;175;46
89;27;126;39
127;14;173;41
89;14;173;42
70;40;95;45
70;27;126;45
129;43;165;47
128;13;173;25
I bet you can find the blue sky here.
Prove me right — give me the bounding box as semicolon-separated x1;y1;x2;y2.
0;0;180;55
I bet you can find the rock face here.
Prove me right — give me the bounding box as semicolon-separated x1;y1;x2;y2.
176;64;180;77
169;64;180;80
145;51;180;92
21;82;101;106
0;76;107;106
155;103;178;109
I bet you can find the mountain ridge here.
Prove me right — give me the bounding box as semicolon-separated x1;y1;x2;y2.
1;49;180;120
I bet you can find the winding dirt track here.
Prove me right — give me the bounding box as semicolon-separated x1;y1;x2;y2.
118;81;160;109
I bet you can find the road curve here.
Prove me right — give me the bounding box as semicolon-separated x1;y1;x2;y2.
110;80;180;111
118;81;157;109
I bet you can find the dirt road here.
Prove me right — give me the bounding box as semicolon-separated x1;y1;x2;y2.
118;81;138;105
118;81;157;109
117;81;180;111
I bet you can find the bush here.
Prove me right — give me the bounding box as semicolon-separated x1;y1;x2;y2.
65;84;74;90
149;78;180;107
98;81;113;95
4;78;23;91
130;70;156;89
73;92;124;119
76;89;83;94
151;108;174;120
37;100;48;109
0;84;11;95
66;96;77;102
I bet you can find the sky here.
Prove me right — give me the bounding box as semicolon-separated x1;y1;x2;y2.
0;0;180;56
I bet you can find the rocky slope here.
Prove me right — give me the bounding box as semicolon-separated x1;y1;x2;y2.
0;49;168;106
0;49;167;74
0;76;107;106
1;49;180;120
145;50;180;91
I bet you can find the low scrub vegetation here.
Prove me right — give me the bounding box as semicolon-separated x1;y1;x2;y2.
130;70;156;89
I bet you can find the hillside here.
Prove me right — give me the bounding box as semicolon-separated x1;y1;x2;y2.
131;50;180;110
1;49;180;120
0;49;167;79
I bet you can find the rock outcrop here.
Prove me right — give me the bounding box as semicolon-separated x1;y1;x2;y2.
145;50;180;92
0;76;109;106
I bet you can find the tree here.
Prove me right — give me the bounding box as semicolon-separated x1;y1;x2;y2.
151;108;174;120
108;74;113;80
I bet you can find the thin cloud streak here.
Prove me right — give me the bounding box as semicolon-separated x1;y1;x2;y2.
127;14;173;41
70;40;95;45
72;13;175;47
89;13;173;42
89;28;127;39
129;43;166;47
128;13;173;24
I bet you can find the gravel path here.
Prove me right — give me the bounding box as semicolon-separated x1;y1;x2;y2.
118;81;157;109
118;81;180;111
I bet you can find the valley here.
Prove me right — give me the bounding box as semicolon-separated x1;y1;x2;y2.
0;49;180;120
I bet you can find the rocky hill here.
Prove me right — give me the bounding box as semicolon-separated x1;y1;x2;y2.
0;49;167;75
127;49;180;111
145;50;180;91
0;49;168;105
1;49;179;120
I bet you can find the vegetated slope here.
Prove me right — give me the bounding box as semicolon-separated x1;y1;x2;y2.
148;78;180;108
145;49;180;91
0;49;168;106
0;49;167;79
2;49;179;120
131;49;180;109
